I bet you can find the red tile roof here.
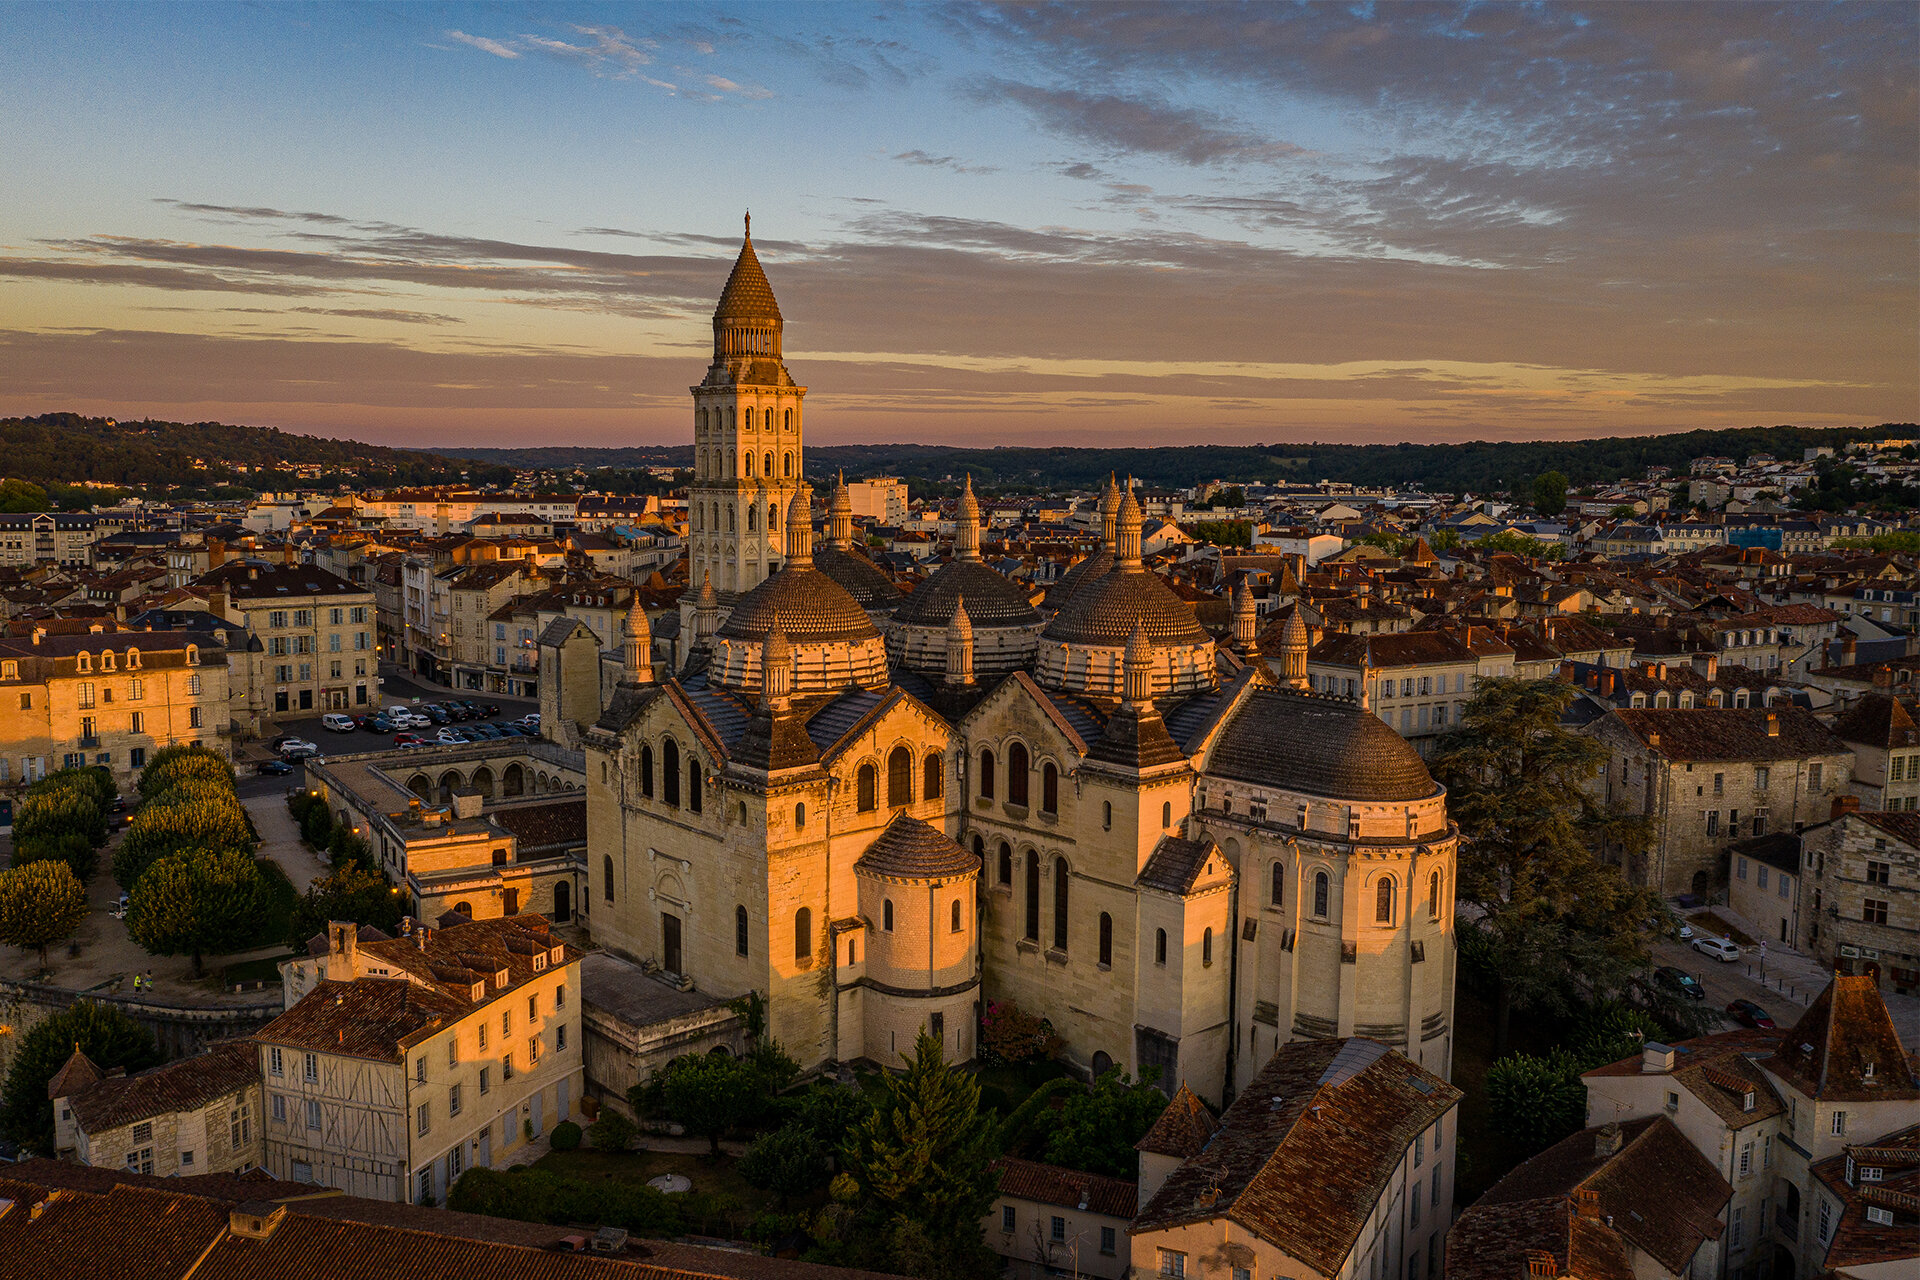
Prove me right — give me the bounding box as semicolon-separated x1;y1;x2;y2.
1767;975;1920;1104
991;1157;1137;1219
66;1039;257;1134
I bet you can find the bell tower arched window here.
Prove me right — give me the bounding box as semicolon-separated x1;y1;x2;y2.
735;906;749;957
1007;743;1030;807
639;744;654;798
1271;863;1285;907
887;746;912;807
923;753;942;800
1052;857;1069;950
978;749;995;800
1375;876;1395;924
857;763;877;812
1024;854;1040;941
1313;870;1330;918
663;738;681;806
1429;870;1443;919
1041;763;1058;815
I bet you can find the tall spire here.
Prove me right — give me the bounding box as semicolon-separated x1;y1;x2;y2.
713;214;783;361
1231;579;1258;651
622;593;654;684
1115;477;1142;566
785;484;814;566
1277;606;1310;689
955;474;982;561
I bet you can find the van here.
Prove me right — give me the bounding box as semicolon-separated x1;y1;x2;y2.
320;713;356;733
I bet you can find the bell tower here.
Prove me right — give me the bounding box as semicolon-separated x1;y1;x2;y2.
687;213;807;608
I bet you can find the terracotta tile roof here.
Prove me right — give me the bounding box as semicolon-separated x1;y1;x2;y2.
1445;1197;1635;1280
67;1040;258;1134
1851;809;1920;848
1831;693;1920;750
1607;705;1847;762
991;1157;1136;1219
1135;1083;1218;1158
1466;1117;1730;1276
1135;836;1224;896
257;977;467;1063
1809;1123;1920;1269
855;813;979;881
44;1048;102;1102
1132;1038;1459;1274
491;799;588;851
1767;975;1920;1104
0;1178;234;1280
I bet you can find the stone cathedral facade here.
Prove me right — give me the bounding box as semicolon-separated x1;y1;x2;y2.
574;224;1458;1104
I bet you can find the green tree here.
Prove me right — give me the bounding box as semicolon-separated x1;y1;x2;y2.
1041;1068;1169;1178
588;1106;638;1152
136;744;234;799
1474;530;1566;560
1188;520;1252;548
1571;1001;1665;1069
285;862;405;950
12;828;98;881
741;1123;832;1206
1427;528;1462;553
0;860;90;969
126;848;266;976
1484;1050;1587;1153
650;1052;756;1156
1206;486;1245;509
114;789;253;889
1608;504;1639;519
837;1032;999;1280
1431;678;1663;1053
0;478;50;513
15;771;109;850
0;1001;161;1154
1531;470;1569;517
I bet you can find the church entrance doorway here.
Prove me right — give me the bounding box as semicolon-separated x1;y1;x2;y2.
663;913;683;974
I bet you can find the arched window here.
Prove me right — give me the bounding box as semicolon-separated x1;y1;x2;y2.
603;855;615;903
1102;800;1112;830
1155;928;1167;965
1162;801;1171;827
763;451;773;478
795;908;812;961
978;749;995;800
638;744;654;798
1313;870;1330;918
663;738;680;806
727;504;735;532
1098;913;1113;967
1203;927;1214;966
1271;863;1285;907
997;841;1012;885
784;408;792;430
923;753;942;800
795;802;806;830
745;451;755;478
1052;857;1069;950
1041;763;1058;815
883;899;895;931
1024;854;1040;941
848;938;858;964
727;448;735;475
747;505;756;532
1375;876;1394;924
783;452;792;477
887;746;912;807
735;906;749;957
1429;870;1443;919
687;758;702;813
951;899;963;933
857;763;877;812
1007;743;1030;806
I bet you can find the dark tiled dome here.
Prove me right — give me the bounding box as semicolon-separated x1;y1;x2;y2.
718;565;880;645
856;813;980;880
893;559;1041;629
1046;547;1113;609
1044;568;1210;647
714;235;782;324
814;544;903;611
1207;690;1437;802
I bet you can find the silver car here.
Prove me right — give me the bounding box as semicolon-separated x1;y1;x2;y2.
1691;935;1741;963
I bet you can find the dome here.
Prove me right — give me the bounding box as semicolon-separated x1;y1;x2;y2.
1207;689;1438;802
814;543;903;612
1047;547;1114;609
856;814;980;880
714;219;782;325
1043;568;1211;647
718;564;880;646
894;559;1040;630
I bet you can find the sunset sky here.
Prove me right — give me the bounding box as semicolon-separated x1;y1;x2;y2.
2;2;1914;450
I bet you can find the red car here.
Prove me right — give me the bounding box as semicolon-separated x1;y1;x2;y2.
1725;999;1775;1029
394;732;427;747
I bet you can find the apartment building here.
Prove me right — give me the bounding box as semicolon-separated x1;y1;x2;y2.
1833;694;1920;813
0;512;100;567
1582;706;1851;897
0;624;233;787
50;1040;261;1178
200;560;379;721
1805;810;1920;997
260;916;582;1205
1307;629;1515;752
444;560;532;692
985;1157;1136;1280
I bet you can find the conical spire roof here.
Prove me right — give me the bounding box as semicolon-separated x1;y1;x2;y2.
714;213;782;324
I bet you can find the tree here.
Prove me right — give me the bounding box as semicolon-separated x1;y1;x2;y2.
0;860;90;969
12;829;98;882
1531;471;1569;517
15;770;110;851
136;744;233;799
1041;1068;1169;1178
1484;1051;1587;1153
650;1052;756;1156
0;1001;161;1154
114;788;252;889
1431;678;1664;1054
126;848;266;976
0;478;50;513
741;1123;832;1206
588;1107;638;1153
1426;528;1462;552
285;862;405;950
1188;520;1252;548
837;1032;999;1280
1206;486;1245;509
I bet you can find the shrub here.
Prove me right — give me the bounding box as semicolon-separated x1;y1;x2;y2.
549;1119;583;1152
15;772;109;849
740;1124;831;1206
978;999;1058;1065
448;1167;680;1236
115;777;253;890
1041;1068;1169;1179
0;1001;160;1154
1484;1051;1588;1153
589;1107;638;1152
302;803;334;849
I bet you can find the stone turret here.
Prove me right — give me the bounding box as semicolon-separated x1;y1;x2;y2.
955;474;982;561
1232;579;1258;651
945;595;975;686
694;572;719;646
1123;622;1154;707
1115;479;1142;565
785;485;815;566
622;594;653;684
828;471;855;548
1276;607;1309;689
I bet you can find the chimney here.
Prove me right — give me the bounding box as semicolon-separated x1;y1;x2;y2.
1594;1123;1627;1160
1832;795;1859;820
1841;633;1857;663
328;921;358;971
1572;1188;1601;1219
452;792;482;820
1640;1044;1674;1074
1766;712;1779;737
30;627;44;645
1523;1251;1559;1279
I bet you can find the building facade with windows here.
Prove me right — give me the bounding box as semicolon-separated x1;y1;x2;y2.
985;1156;1135;1280
200;560;380;725
0;625;233;788
49;1040;261;1179
259;916;581;1205
1805;811;1920;997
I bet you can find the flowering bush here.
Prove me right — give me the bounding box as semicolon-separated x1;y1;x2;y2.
978;999;1060;1066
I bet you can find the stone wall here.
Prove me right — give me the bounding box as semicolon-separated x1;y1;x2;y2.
0;979;282;1080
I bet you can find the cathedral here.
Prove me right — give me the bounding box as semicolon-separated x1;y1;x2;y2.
571;221;1457;1104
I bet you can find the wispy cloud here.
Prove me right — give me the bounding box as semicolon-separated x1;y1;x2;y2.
703;74;772;99
971;79;1304;166
445;30;518;60
893;150;997;175
154;199;352;226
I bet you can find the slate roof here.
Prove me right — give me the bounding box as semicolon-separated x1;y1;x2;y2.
198;561;364;600
1460;1117;1730;1276
1729;831;1801;879
64;1040;258;1134
1767;975;1920;1104
1136;837;1223;896
1608;705;1847;761
1135;1083;1218;1158
991;1157;1136;1219
856;814;979;881
490;799;588;851
1208;689;1437;803
1131;1038;1458;1274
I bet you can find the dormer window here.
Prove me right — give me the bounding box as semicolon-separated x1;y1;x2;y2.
532;952;547;971
495;968;509;988
185;644;198;665
76;652;91;672
126;648;139;668
1860;1166;1883;1182
1;661;14;680
101;651;115;671
549;945;563;965
470;982;486;1002
1742;1090;1755;1112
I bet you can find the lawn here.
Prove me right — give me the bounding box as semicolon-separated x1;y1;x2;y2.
218;952;295;990
534;1146;823;1238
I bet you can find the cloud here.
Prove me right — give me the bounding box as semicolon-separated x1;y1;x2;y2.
969;79;1305;165
892;150;997;175
704;75;773;99
154;199;352;226
290;307;462;326
445;30;519;59
1056;162;1110;182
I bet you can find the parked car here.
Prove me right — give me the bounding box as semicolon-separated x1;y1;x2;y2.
268;733;302;752
1654;966;1706;1000
278;739;320;759
1725;999;1775;1029
366;716;396;734
478;704;500;717
1692;935;1741;963
255;759;294;776
425;705;451;724
518;713;541;729
436;729;464;745
394;732;427;747
320;713;357;733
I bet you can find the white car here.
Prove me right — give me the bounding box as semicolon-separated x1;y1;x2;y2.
394;712;429;729
436;729;464;745
278;739;320;759
320;713;356;733
1692;935;1741;963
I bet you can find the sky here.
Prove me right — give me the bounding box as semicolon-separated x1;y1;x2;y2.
1;1;1914;450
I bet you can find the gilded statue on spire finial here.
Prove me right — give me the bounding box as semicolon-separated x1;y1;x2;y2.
745;210;751;239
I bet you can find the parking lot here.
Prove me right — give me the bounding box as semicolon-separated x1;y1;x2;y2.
244;664;541;772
